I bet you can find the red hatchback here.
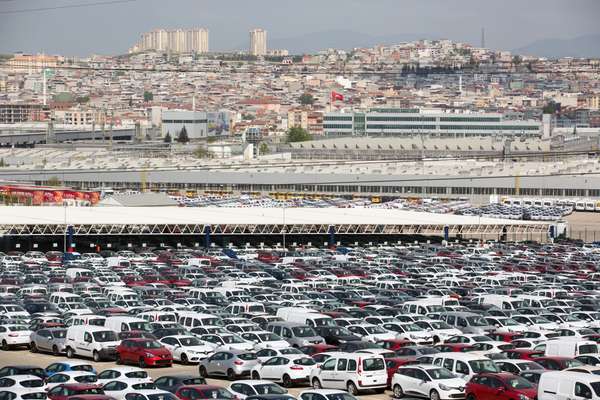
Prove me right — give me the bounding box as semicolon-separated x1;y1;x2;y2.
47;384;104;400
466;372;537;400
175;385;234;400
116;338;172;367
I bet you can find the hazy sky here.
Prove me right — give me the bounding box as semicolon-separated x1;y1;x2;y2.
1;0;599;56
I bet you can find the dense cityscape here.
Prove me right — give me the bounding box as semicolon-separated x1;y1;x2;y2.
1;1;600;400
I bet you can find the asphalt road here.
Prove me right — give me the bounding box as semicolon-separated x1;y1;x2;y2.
0;349;415;400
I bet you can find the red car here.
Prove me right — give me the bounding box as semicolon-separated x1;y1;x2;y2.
378;339;416;351
175;385;234;400
299;344;338;356
385;357;418;388
503;349;544;360
466;372;537;400
47;384;104;400
116;338;172;367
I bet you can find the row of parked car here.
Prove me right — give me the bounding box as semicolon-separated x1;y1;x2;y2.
2;241;600;400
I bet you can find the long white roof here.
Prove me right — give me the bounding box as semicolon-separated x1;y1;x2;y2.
0;206;544;226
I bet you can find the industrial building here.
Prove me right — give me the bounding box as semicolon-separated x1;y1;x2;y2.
161;110;230;139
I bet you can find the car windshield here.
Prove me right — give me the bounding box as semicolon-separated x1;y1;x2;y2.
258;333;281;342
139;341;162;349
132;383;156;390
427;368;456;380
362;358;385;371
364;325;387;334
500;318;520;326
125;371;148;379
8;325;29;331
314;318;336;327
148;394;178;400
468;359;500;373
325;394;358;400
93;331;117;342
580;344;598;355
21;380;44;388
253;384;286;395
466;316;489;327
292;327;317;337
199;389;234;399
81;388;103;395
52;330;67;338
129;322;151;331
74;375;97;383
518;362;544;371
430;321;452;330
294;358;316;366
565;360;584;368
223;335;245;344
402;324;421;332
531;317;552;324
280;348;302;355
238;353;257;361
473;336;492;342
506;376;534;389
180;337;202;346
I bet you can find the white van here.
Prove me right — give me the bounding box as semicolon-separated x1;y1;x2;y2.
104;316;151;334
401;298;455;315
541;339;598;357
517;295;554;309
49;292;82;305
276;307;335;327
281;284;309;294
66;315;107;327
138;311;177;323
539;371;600;400
225;302;266;315
64;325;119;362
309;352;387;394
432;353;500;380
474;294;522;311
177;311;222;328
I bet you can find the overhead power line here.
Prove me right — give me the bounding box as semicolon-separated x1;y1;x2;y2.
0;0;137;14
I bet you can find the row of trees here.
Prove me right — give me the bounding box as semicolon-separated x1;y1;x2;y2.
164;126;190;143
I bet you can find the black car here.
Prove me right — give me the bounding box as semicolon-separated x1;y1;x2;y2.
314;326;361;346
154;375;206;393
0;365;46;378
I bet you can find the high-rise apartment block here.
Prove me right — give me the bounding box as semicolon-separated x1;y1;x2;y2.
249;29;267;56
132;28;209;53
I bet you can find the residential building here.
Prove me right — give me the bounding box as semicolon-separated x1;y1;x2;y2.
249;29;267;56
0;104;49;123
6;54;60;73
133;28;209;53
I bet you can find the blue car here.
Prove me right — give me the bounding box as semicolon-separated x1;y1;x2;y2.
44;361;97;377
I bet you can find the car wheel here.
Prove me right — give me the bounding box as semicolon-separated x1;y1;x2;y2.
93;351;100;362
312;378;322;389
66;347;74;358
139;358;147;368
252;371;260;380
282;374;292;388
466;395;476;400
181;354;188;365
52;345;59;356
116;354;122;365
433;336;440;344
199;366;208;378
1;340;8;351
346;381;358;396
226;369;235;381
393;384;404;398
430;389;440;400
30;342;37;353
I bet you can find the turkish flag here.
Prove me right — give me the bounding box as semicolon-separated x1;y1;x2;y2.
331;91;344;101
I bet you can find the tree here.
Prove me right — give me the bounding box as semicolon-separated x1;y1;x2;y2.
143;91;154;102
512;55;523;66
299;93;314;105
47;176;62;186
194;146;211;159
543;102;560;115
0;158;5;167
259;143;270;155
164;131;172;143
286;127;312;143
177;126;190;143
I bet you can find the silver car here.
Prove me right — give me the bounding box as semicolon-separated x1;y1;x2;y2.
29;328;67;355
198;349;259;380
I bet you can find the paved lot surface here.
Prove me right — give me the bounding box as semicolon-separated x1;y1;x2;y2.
0;349;411;400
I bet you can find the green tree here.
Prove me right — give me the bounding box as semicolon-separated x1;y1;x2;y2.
299;93;314;105
75;95;90;104
259;142;270;155
164;131;172;143
143;91;154;102
0;158;5;167
512;55;523;66
47;176;62;186
194;146;211;159
177;126;190;143
286;127;312;143
543;102;559;114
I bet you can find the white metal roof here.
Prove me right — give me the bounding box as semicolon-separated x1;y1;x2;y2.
0;206;544;227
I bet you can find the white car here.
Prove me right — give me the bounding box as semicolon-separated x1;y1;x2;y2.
484;317;528;333
0;387;47;400
199;334;254;352
0;325;32;349
44;371;98;390
229;380;288;400
159;335;214;364
414;320;462;342
382;322;435;344
96;367;151;386
0;305;30;319
298;389;359;400
512;315;559;331
469;341;515;357
346;324;395;342
391;364;466;400
0;375;44;390
240;331;290;350
256;347;304;363
102;380;157;400
251;354;317;387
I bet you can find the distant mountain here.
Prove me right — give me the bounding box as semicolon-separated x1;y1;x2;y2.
232;29;433;54
514;34;600;58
